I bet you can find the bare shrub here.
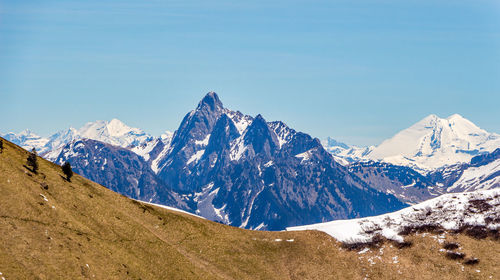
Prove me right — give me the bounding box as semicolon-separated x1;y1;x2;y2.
443;242;459;250
341;234;384;251
445;251;465;260
463;257;479;265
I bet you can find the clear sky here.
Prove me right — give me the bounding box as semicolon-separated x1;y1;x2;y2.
1;0;499;146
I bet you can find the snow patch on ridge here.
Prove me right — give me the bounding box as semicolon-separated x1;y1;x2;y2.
230;137;247;161
187;149;205;165
295;149;316;163
194;183;230;224
287;189;500;244
225;110;253;134
195;134;211;146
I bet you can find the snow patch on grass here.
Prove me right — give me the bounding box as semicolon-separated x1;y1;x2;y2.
287;189;500;245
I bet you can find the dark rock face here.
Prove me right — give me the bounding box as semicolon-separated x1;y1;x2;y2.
427;164;468;189
154;92;225;192
243;114;279;157
348;161;439;204
54;139;185;209
427;148;500;191
52;92;408;230
470;148;500;167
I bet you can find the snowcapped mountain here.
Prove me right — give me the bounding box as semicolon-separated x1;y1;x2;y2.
322;137;374;165
76;118;153;148
324;114;500;172
322;116;500;205
367;114;500;171
2;119;162;161
2;130;50;153
287;188;500;244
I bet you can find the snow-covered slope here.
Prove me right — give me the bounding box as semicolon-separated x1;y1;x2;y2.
287;189;500;244
342;148;500;205
447;159;500;192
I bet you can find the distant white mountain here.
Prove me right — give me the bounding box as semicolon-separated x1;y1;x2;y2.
325;114;500;171
1;119;166;161
2;129;50;153
322;137;373;165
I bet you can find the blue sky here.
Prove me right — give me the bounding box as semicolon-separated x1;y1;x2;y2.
1;0;499;146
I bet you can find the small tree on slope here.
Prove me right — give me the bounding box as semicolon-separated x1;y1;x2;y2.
27;148;38;174
62;162;73;182
0;139;3;153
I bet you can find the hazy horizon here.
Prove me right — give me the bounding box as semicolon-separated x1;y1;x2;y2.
2;92;498;148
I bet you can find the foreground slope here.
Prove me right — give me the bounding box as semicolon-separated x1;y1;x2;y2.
1;138;500;279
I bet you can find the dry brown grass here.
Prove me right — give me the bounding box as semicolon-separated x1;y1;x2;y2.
0;138;498;279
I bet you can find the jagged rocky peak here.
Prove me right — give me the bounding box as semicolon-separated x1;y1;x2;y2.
243;114;279;156
268;121;296;149
173;92;225;144
196;91;224;112
31;91;409;230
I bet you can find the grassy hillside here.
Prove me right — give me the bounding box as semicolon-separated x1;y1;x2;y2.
0;138;498;279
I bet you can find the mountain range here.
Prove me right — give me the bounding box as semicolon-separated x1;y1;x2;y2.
2;118;159;158
2;92;499;229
